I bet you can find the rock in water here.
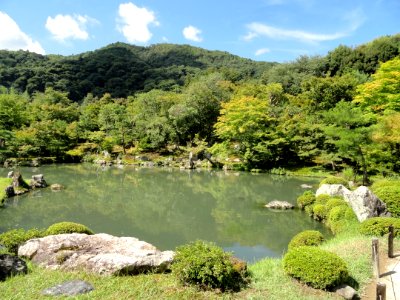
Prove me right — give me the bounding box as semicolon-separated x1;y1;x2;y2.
316;184;389;222
265;200;294;210
0;254;28;281
42;280;94;296
18;233;174;276
30;174;47;188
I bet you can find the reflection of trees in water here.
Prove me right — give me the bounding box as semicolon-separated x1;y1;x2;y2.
0;165;327;253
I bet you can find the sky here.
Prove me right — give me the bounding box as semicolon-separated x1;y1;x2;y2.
0;0;399;62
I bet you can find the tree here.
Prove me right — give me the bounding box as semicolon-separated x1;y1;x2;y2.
322;101;376;185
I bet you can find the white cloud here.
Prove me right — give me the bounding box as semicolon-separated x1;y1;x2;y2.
46;14;96;42
255;48;270;56
183;25;203;42
117;2;159;43
245;22;346;43
0;11;45;54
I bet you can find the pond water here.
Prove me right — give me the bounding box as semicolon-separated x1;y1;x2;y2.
0;164;330;262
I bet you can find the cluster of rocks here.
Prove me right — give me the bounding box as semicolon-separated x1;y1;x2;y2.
4;171;48;198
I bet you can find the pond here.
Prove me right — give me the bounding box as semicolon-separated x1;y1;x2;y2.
0;164;330;262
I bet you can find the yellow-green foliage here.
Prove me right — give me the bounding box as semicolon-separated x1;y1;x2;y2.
313;204;328;221
0;228;45;254
296;191;315;209
359;217;400;236
283;246;349;290
171;240;250;292
315;194;330;205
319;176;349;188
325;197;347;210
45;221;94;236
288;230;325;250
0;177;13;204
371;180;400;217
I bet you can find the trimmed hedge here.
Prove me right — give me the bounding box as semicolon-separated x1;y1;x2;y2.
171;240;249;291
297;191;316;209
288;230;325;250
0;228;45;254
45;222;94;235
319;176;349;188
283;246;349;290
359;217;400;237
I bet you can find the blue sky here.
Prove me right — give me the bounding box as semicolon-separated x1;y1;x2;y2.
0;0;399;62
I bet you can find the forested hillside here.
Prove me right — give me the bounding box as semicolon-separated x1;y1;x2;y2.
0;34;399;180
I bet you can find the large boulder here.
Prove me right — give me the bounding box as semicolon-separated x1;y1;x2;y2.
0;254;28;281
316;184;389;222
18;233;174;276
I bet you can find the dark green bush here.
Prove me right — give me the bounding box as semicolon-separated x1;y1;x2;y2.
297;191;316;209
359;217;400;236
283;246;349;290
171;240;250;291
0;228;45;254
45;222;94;236
288;230;325;250
372;185;400;217
319;176;349;188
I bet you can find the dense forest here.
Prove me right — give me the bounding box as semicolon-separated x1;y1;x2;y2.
0;34;399;181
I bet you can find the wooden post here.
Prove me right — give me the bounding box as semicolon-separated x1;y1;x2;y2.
388;225;394;258
372;238;380;278
376;282;386;300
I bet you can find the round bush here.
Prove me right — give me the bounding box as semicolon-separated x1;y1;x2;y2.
359;217;400;236
312;204;327;221
315;194;330;205
283;246;349;290
325;197;347;211
45;222;94;236
171;240;249;291
0;228;45;254
288;230;325;250
372;186;400;217
297;191;316;209
319;176;349;188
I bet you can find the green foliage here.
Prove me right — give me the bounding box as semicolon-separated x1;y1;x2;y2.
371;180;400;217
296;191;316;209
283;246;349;290
319;176;349;188
325;197;347;211
171;240;250;291
0;228;45;254
288;230;325;250
0;177;12;204
45;221;94;236
359;217;400;236
315;194;330;204
312;204;328;221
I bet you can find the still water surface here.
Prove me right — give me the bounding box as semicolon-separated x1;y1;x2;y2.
0;164;330;262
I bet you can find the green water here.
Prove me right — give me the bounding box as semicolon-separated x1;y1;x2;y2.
0;164;330;262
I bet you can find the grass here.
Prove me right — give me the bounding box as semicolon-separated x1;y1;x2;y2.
0;177;12;204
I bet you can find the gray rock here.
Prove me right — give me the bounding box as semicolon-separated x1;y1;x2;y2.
5;185;15;197
18;233;175;276
333;284;357;299
0;254;28;281
300;184;313;189
316;184;389;222
50;183;64;191
7;171;13;178
42;280;94;296
30;174;47;188
265;200;294;209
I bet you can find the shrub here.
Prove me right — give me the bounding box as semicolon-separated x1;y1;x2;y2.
315;194;330;205
325;197;347;211
283;246;349;290
372;185;400;217
45;222;94;236
312;204;328;221
171;240;250;291
0;228;45;254
359;217;400;237
319;176;349;188
297;191;316;209
288;230;325;250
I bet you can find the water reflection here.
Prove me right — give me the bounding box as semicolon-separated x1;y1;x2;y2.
0;164;330;262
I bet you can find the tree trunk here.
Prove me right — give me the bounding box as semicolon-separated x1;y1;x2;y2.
358;146;368;186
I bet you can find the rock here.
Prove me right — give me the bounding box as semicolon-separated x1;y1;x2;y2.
333;284;357;299
300;184;313;189
0;254;28;281
30;174;48;188
265;200;294;210
18;233;175;276
316;184;389;222
42;280;94;296
12;172;30;195
7;171;13;178
5;185;15;197
50;183;64;191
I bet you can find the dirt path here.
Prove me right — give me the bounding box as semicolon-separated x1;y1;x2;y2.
361;254;400;299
